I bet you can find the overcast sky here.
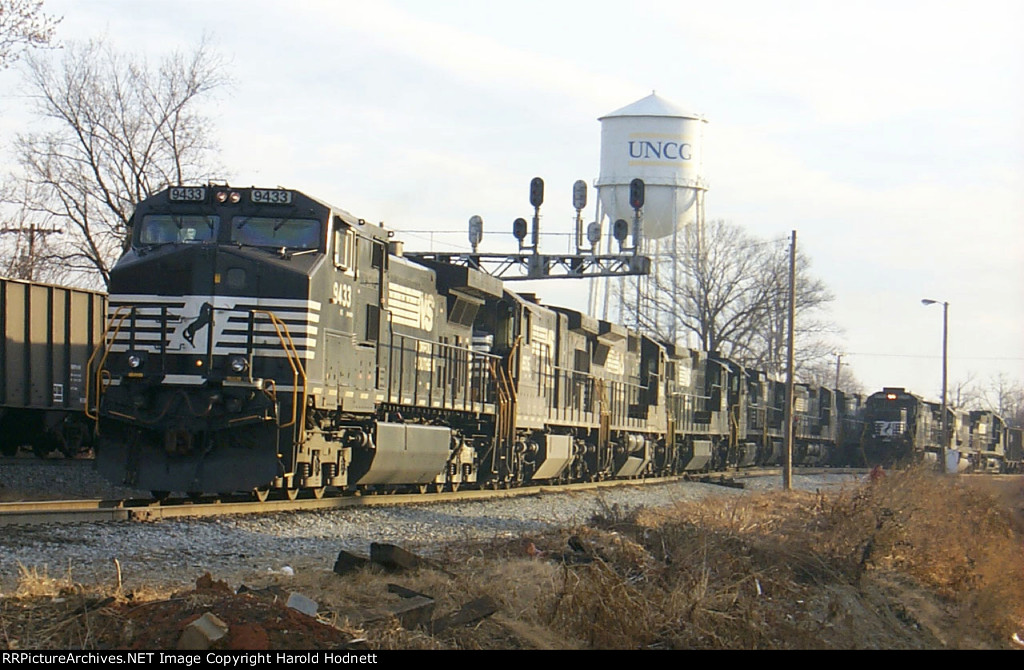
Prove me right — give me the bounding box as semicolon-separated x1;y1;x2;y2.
1;0;1022;400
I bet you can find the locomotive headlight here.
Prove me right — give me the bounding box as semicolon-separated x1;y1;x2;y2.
127;354;143;369
215;190;227;202
230;356;249;373
229;191;241;203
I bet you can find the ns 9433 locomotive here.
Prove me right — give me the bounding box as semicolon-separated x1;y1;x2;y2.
89;184;863;500
91;184;514;499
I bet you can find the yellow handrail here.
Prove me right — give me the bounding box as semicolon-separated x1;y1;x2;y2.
251;310;308;442
85;305;134;423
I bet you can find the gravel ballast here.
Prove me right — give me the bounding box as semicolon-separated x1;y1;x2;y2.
0;459;863;594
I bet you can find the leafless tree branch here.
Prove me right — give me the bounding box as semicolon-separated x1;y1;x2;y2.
8;36;227;286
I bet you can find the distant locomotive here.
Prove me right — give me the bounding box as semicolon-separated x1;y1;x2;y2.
861;387;1022;473
85;185;1015;499
0;277;105;458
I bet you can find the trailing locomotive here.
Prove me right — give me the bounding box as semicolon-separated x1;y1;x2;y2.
85;185;1008;499
0;277;105;458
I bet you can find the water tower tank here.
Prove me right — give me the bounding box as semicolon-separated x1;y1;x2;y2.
596;93;707;239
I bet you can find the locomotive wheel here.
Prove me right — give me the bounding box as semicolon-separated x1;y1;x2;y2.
311;487;326;499
253;488;271;503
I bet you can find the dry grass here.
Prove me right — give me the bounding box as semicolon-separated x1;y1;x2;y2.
537;466;1024;649
2;467;1021;650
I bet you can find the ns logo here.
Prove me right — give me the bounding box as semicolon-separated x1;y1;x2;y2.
167;301;215;351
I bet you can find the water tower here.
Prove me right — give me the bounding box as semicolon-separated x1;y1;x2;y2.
588;92;708;341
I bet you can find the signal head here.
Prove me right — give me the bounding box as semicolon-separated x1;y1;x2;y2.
512;218;528;241
529;178;544;208
629;178;645;209
572;180;587;211
613;219;629;242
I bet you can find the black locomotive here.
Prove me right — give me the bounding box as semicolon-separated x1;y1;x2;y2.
861;387;1023;473
85;185;1015;499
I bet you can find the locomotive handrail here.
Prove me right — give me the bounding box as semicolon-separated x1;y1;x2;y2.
386;331;501;412
251;310;308;440
85;305;134;423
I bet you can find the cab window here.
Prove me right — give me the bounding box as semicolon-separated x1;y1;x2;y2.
333;220;355;274
232;216;321;249
139;214;218;245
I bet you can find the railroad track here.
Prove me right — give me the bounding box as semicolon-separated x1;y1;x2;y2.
0;468;863;526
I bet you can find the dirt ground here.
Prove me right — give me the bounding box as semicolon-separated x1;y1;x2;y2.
2;471;1022;650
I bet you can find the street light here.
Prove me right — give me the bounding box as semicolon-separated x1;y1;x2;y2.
921;298;948;473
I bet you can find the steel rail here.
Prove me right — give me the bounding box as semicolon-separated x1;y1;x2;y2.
0;468;860;526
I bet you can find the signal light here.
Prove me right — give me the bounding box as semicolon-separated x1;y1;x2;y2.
529;178;544;208
613;219;629;242
572;180;587;211
512;218;528;240
629;178;645;209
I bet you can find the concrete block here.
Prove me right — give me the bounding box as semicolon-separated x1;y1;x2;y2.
286;591;319;617
177;612;228;650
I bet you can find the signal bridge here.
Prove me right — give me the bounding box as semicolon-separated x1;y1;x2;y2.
403;177;652;281
401;249;651;281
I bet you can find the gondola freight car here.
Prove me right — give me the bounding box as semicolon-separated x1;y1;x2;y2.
0;277;106;457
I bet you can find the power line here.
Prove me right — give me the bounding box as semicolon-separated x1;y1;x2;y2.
844;352;1024;362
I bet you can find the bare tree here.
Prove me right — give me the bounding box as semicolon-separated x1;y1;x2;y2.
978;373;1024;426
800;355;865;395
0;0;59;68
11;37;227;286
948;372;982;410
633;219;840;380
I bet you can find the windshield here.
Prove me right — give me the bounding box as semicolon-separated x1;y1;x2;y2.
139;214;219;244
231;216;322;249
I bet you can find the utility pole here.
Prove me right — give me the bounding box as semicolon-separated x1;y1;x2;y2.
0;223;63;281
784;230;796;491
921;299;949;473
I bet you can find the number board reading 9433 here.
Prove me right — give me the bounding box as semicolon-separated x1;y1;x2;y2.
251;189;292;204
169;187;206;202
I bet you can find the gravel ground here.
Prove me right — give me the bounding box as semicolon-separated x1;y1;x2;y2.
0;459;864;595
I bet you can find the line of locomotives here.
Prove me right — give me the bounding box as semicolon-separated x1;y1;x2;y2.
12;185;1018;499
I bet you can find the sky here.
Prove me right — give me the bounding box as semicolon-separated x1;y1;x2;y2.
1;0;1022;401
